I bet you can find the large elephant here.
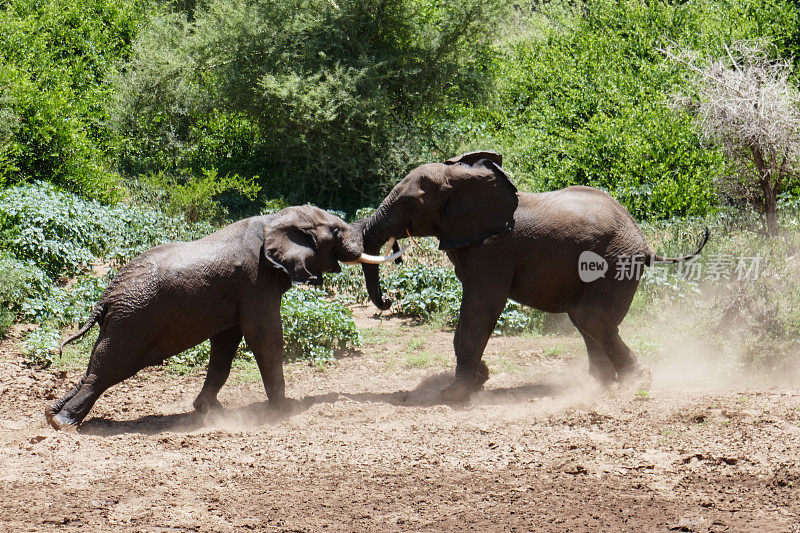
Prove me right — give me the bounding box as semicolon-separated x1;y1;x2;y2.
359;151;708;401
47;205;403;430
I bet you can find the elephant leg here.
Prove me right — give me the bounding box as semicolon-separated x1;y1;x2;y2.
45;375;86;420
441;277;510;403
600;329;651;387
241;310;285;407
569;318;617;385
569;306;647;385
193;325;243;413
46;335;150;430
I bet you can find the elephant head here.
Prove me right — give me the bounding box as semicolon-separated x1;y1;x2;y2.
359;151;518;309
264;205;404;286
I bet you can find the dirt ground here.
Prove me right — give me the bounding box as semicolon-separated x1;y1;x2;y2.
2;306;800;532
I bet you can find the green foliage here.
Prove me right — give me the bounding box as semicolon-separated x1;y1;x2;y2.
280;287;362;363
113;0;509;211
384;264;462;325
170;286;363;369
136;168;261;223
0;0;141;200
455;0;799;220
324;265;369;303
0;182;211;278
378;263;545;335
22;274;109;327
168;340;214;371
494;300;546;336
22;323;61;368
0;252;33;336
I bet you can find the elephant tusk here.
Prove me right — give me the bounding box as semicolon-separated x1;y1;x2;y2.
344;244;411;265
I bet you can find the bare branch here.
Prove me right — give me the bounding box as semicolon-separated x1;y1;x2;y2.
664;40;800;236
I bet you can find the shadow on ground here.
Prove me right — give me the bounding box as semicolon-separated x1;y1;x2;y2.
78;374;574;436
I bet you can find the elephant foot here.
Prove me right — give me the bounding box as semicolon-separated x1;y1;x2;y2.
441;362;491;403
45;406;79;432
266;396;291;412
440;380;475;403
193;395;224;414
618;364;652;390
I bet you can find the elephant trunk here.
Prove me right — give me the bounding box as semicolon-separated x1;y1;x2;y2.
359;203;403;311
334;222;366;264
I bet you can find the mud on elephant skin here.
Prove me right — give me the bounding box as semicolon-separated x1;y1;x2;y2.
46;205;404;431
359;151;708;401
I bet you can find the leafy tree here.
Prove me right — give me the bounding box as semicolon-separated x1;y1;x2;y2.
454;0;799;220
112;0;508;211
0;0;140;200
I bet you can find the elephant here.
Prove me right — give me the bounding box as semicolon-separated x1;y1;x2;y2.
358;151;709;401
46;205;405;430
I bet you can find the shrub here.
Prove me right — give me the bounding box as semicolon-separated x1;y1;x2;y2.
21;274;110;328
455;0;799;220
324;265;369;304
134;168;261;223
707;226;800;375
0;0;140;200
22;322;61;368
0;182;211;278
384;264;462;325
112;0;509;211
0;253;30;336
280;287;361;363
380;263;546;335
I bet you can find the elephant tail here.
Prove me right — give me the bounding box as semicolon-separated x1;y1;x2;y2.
649;227;710;264
58;304;104;358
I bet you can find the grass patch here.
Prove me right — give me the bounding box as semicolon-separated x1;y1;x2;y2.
404;350;448;368
361;327;394;346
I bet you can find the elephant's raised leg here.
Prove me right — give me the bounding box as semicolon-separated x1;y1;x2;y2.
193;325;244;413
440;278;510;403
601;329;651;387
241;310;286;407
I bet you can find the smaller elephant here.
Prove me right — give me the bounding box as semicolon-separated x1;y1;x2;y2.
47;205;404;430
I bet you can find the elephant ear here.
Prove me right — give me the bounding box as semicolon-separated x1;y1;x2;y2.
263;211;322;285
439;156;518;251
445;150;503;167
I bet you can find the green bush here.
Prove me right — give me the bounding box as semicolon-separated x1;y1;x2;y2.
22;322;61;368
0;0;141;200
281;287;362;363
0;182;211;277
112;0;508;211
379;263;546;335
170;286;363;369
454;0;799;220
324;265;370;303
384;264;462;324
134;168;261;223
22;274;110;328
0;252;31;336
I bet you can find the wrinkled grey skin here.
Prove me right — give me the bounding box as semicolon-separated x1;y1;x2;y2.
360;151;709;401
47;205;364;430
